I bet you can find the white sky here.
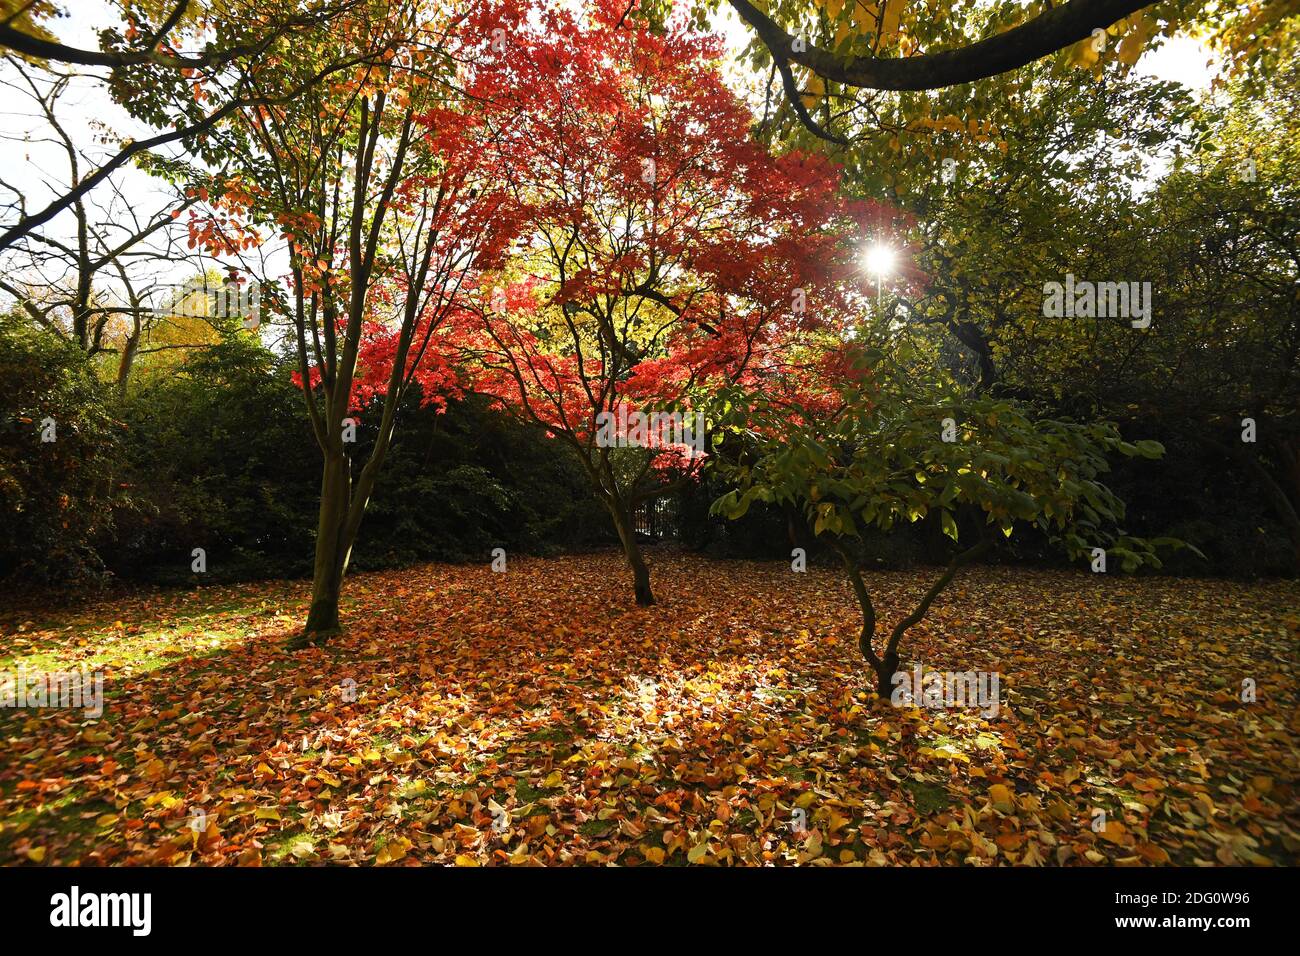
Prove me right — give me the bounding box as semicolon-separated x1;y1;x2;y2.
0;1;1221;299
1135;33;1218;87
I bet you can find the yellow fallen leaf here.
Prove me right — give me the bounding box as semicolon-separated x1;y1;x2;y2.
376;837;411;864
1099;820;1130;845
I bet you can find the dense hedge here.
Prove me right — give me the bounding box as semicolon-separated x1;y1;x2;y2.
679;427;1294;579
0;318;123;582
0;315;1293;586
1;320;611;586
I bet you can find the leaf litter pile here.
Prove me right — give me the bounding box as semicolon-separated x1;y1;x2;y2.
1;552;1296;866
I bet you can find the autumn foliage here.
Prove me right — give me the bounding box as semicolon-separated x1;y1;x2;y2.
339;0;906;604
2;556;1295;866
3;0;1297;880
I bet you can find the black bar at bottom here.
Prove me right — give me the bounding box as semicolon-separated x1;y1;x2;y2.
0;864;1282;944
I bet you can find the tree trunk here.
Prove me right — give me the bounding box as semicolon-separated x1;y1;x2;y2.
304;561;343;636
838;537;988;698
629;542;655;606
299;452;351;643
872;649;900;699
838;548;887;698
115;329;139;399
611;501;655;605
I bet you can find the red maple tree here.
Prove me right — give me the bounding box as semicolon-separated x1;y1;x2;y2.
440;0;896;604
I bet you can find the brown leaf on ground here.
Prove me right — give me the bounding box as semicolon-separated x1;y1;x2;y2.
0;552;1296;866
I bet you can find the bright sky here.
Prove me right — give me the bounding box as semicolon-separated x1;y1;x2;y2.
0;0;193;291
1135;33;1219;87
713;4;1220;86
0;1;1222;300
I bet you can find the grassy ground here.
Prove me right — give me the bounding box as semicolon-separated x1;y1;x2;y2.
1;550;1296;866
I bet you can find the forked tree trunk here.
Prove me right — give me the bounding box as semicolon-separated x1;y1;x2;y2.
302;452;351;640
297;414;397;645
836;538;989;698
284;94;427;647
872;649;900;699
